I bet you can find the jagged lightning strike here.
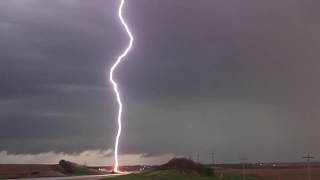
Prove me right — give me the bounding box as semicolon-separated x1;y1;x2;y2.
109;0;133;173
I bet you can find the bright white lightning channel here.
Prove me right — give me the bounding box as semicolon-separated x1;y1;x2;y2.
109;0;133;173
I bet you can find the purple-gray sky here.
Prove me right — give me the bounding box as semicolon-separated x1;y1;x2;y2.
1;0;320;165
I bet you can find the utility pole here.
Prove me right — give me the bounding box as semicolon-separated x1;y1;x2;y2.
211;152;215;165
196;153;200;163
240;157;247;180
303;153;315;180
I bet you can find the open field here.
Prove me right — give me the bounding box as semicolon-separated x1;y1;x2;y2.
0;164;65;179
13;174;119;180
216;165;320;180
0;161;102;179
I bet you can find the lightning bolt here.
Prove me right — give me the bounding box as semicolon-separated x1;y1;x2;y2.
109;0;133;173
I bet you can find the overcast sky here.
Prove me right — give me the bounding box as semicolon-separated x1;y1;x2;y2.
1;0;320;165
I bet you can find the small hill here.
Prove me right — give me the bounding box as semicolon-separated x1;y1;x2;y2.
154;158;214;176
107;159;215;180
59;160;102;176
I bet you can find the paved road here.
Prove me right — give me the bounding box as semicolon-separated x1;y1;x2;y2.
4;174;120;180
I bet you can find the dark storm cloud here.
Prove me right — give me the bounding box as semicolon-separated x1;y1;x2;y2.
0;0;121;153
1;0;320;163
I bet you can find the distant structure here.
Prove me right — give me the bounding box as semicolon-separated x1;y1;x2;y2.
196;153;200;163
240;157;248;180
303;153;315;180
211;152;215;165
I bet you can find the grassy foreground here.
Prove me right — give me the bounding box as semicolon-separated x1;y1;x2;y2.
106;173;251;180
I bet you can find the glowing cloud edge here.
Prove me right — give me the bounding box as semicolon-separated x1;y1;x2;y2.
109;0;134;173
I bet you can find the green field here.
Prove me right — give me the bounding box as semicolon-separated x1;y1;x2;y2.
107;172;253;180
